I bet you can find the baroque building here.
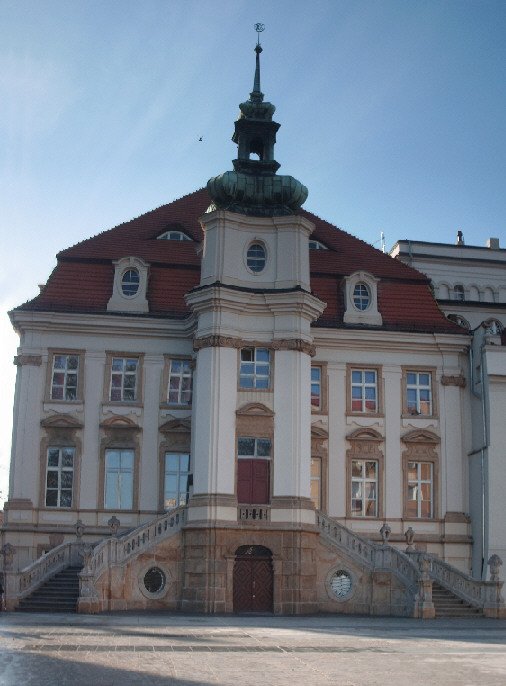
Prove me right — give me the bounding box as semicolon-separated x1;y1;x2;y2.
2;41;504;617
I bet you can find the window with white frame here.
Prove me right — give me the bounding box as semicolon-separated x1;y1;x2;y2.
45;447;74;507
407;461;433;518
121;269;140;296
311;366;322;409
246;242;266;273
164;453;191;510
157;230;192;241
104;449;134;509
351;460;378;517
352;283;371;311
50;354;79;401
239;348;270;389
351;369;377;413
406;371;432;415
309;240;328;250
237;437;271;504
453;284;465;301
110;357;139;402
167;359;192;405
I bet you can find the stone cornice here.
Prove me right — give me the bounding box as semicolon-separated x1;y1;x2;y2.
14;354;42;366
313;328;470;354
441;374;466;388
193;335;316;357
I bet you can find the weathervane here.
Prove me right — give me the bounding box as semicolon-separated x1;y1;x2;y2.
254;22;265;46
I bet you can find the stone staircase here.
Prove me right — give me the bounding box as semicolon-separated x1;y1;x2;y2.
16;565;82;613
432;582;483;618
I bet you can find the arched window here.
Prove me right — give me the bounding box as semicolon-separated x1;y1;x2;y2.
246;242;266;273
353;283;371;311
121;269;140;296
447;314;470;330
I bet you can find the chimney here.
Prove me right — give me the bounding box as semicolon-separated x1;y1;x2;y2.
456;230;465;246
486;237;500;249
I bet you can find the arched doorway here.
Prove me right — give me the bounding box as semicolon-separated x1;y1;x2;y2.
233;545;273;613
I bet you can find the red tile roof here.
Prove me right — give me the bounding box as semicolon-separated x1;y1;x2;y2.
15;188;460;333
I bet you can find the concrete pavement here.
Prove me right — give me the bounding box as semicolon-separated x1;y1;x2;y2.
1;612;506;685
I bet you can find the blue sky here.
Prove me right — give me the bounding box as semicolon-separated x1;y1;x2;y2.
1;0;505;503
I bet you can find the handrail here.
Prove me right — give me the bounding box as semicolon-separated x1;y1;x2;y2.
316;512;421;593
13;541;83;600
408;551;502;608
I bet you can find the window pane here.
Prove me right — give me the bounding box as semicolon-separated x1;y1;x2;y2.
241;349;253;362
311;367;321;381
61;471;73;488
238;438;255;456
62;448;74;467
112;358;123;371
257;439;271;457
421;499;432;518
46;472;58;488
106;451;120;469
165;475;178;493
125;359;138;372
352;461;363;477
256;377;269;389
365;499;377;516
179;454;190;471
365;462;377;478
352;370;362;383
407;373;416;385
419;373;430;386
45;490;58;507
256;348;269;362
60;490;72;507
166;454;179;472
51;387;64;400
364;371;376;384
407;462;418;480
48;449;60;466
420;463;432;480
352;386;362;399
52;372;65;386
406;499;418;518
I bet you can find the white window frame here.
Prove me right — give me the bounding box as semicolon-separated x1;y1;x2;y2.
164;453;191;510
407;461;433;518
45;447;75;508
110;357;139;402
167;359;192;406
239;348;270;389
237;437;272;459
351;459;378;517
50;354;79;401
351;369;378;413
104;449;134;510
343;271;382;326
406;371;432;416
157;230;192;241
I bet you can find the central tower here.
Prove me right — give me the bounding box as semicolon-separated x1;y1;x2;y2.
183;30;326;614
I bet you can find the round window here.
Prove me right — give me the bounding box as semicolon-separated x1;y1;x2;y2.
121;269;140;296
144;567;166;594
330;570;352;599
353;283;370;311
246;242;266;273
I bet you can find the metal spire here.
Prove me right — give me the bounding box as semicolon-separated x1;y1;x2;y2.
252;23;265;99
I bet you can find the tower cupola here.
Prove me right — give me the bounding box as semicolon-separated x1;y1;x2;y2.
207;26;308;217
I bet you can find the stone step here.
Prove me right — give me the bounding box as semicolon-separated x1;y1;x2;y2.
16;565;82;613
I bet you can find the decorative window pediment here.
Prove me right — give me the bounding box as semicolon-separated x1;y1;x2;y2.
107;256;149;313
343;271;382;326
236;402;274;417
311;422;328;439
159;418;192;434
401;429;439;444
346;427;383;442
100;416;141;431
41;413;83;430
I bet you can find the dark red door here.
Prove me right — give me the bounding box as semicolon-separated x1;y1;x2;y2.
233;546;273;613
237;459;270;504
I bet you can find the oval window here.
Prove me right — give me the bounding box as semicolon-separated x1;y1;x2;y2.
246;243;266;273
330;570;352;599
353;283;370;311
144;567;166;594
121;269;140;296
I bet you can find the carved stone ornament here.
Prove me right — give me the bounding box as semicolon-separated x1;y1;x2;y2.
488;554;503;582
379;523;391;544
441;374;466;388
1;543;15;570
193;335;316;356
80;544;94;572
13;354;42;366
108;515;121;537
405;526;415;551
75;519;85;540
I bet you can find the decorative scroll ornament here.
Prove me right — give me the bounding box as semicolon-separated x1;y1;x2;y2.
441;374;466;388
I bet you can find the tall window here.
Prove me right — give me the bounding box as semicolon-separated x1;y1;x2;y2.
45;447;74;507
351;369;377;413
407;462;433;518
104;449;134;509
353;283;370;310
311;366;322;410
310;457;322;510
110;357;138;402
406;371;432;415
246;242;266;273
164;453;191;510
239;348;270;389
237;437;271;504
351;460;378;517
50;354;79;400
167;359;192;405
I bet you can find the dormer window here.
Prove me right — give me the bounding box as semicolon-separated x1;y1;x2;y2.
343;271;382;326
157;230;192;241
309;240;328;250
453;285;465;301
353;283;371;311
246;242;266;273
121;269;140;297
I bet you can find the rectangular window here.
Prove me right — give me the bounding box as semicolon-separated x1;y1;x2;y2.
239;348;270;389
110;357;138;402
406;371;432;415
164;453;191;510
351;369;377;413
407;461;433;518
45;447;74;507
167;359;192;405
310;457;322;510
104;449;134;509
311;366;322;409
50;354;79;401
237;437;271;504
351;459;378;517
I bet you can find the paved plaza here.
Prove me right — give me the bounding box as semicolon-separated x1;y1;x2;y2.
1;612;506;686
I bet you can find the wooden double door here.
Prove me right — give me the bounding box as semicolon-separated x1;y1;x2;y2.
233;545;273;613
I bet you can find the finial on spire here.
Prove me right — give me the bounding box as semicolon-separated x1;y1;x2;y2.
252;23;265;98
